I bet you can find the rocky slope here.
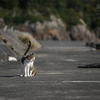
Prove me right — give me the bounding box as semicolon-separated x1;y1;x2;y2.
0;15;100;42
15;15;100;42
70;24;100;42
15;15;70;41
0;28;41;56
0;39;17;63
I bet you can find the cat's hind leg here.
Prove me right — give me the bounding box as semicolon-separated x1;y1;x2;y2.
20;63;24;77
30;69;36;77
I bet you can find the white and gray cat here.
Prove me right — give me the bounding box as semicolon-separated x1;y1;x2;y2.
7;55;17;61
20;41;36;77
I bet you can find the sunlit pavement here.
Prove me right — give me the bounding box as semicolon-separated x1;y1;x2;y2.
0;41;100;100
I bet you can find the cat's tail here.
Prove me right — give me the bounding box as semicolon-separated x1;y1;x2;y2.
23;41;31;56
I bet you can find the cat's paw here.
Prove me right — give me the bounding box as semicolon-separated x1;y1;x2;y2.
25;75;28;77
33;73;36;76
28;75;31;77
20;75;24;77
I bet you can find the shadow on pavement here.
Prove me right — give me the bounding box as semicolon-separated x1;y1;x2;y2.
78;63;100;68
0;75;19;77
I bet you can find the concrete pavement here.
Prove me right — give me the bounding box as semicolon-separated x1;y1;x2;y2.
0;41;100;100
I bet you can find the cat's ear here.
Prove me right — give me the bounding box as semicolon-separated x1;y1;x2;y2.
31;53;34;55
7;55;10;57
27;55;31;60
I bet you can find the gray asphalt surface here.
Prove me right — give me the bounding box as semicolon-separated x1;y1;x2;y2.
0;39;17;63
0;41;100;100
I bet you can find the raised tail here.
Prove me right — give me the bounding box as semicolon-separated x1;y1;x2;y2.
23;41;31;56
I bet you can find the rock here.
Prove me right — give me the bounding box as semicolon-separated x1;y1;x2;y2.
44;20;58;29
70;24;100;41
25;20;30;26
3;25;7;32
79;18;87;27
15;25;33;34
50;15;65;29
95;43;100;50
70;26;78;40
57;18;65;29
15;15;70;41
86;42;90;46
47;29;61;40
95;27;100;39
34;21;45;34
33;15;70;40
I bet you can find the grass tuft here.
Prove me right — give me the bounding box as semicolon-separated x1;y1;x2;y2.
19;35;36;50
19;35;30;44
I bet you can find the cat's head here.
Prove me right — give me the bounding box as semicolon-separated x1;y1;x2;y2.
7;55;10;60
26;53;35;61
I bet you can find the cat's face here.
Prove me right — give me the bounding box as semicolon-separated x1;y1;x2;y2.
7;55;11;60
27;53;35;61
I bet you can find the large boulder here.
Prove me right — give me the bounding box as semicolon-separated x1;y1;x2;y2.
33;15;70;40
70;24;100;42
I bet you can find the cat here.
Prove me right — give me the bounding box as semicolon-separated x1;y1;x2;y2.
20;41;36;77
7;55;17;61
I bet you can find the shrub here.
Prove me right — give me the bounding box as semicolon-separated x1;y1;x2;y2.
13;15;25;25
4;15;12;25
19;35;36;50
31;43;36;49
8;44;14;50
19;35;30;44
8;44;20;56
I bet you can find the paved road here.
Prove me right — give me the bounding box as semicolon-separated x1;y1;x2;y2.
0;41;100;100
0;39;17;63
39;40;92;51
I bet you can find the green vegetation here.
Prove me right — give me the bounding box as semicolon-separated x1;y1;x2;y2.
31;43;36;50
18;35;30;44
0;0;100;30
14;50;20;56
19;35;36;49
8;44;20;56
8;44;14;50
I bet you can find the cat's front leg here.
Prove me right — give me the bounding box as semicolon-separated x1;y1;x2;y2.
27;65;31;77
20;63;24;77
25;65;28;77
30;70;32;77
